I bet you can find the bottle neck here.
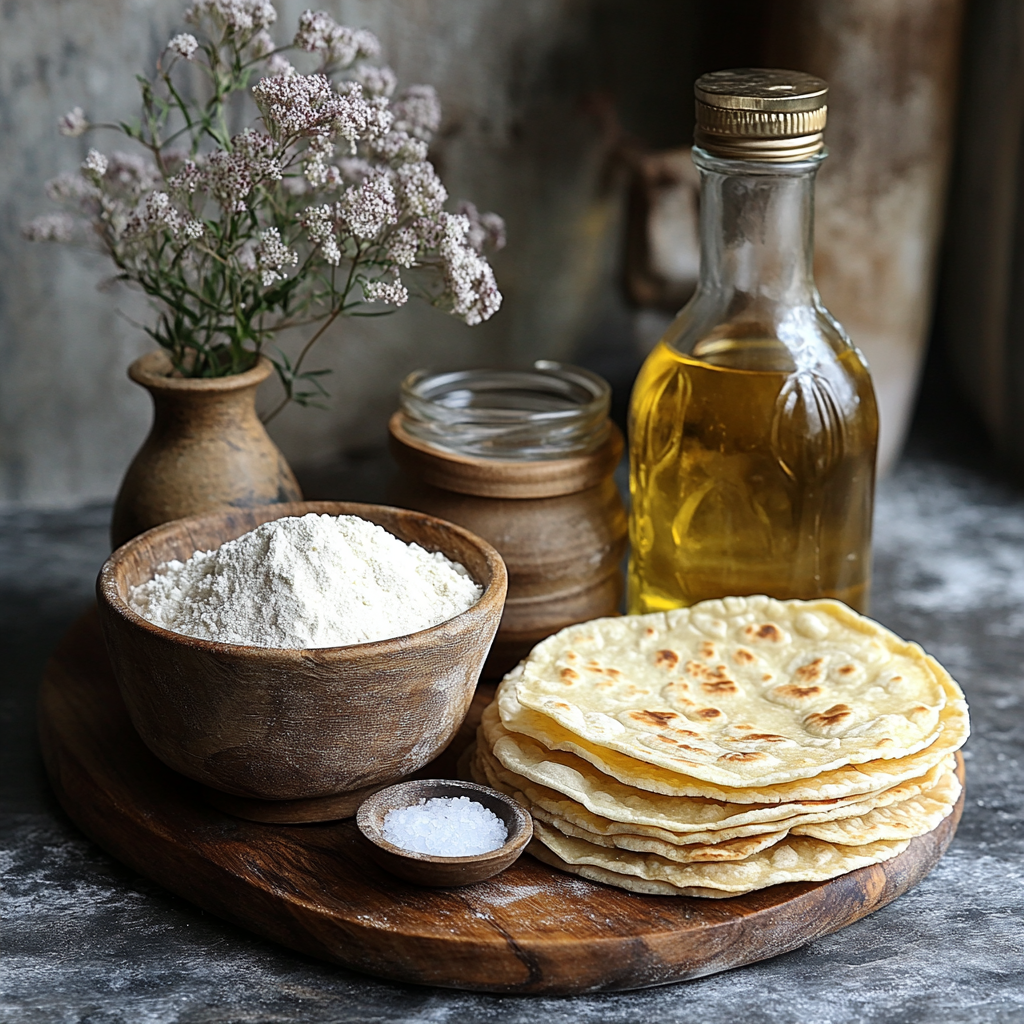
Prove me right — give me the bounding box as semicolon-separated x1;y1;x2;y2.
693;146;823;310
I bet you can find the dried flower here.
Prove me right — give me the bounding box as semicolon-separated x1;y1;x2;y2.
457;200;506;253
202;140;282;211
168;33;199;59
106;152;162;196
253;225;298;285
438;213;502;325
185;0;276;37
124;191;184;239
58;107;88;137
363;276;408;306
336;172;398;238
294;10;380;66
249;28;274;57
45;172;99;203
81;149;109;182
29;0;501;414
391;85;441;141
267;53;293;76
396;161;447;217
385;225;419;268
254;72;377;141
167;159;204;196
23;213;76;242
355;65;397;98
371;130;428;165
299;203;341;264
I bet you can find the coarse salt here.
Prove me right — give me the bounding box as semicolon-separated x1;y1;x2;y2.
382;796;508;856
127;513;483;649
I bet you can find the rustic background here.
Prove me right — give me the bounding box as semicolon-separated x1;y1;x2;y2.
0;0;1014;508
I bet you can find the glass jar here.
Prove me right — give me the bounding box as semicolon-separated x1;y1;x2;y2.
628;69;878;614
398;362;612;460
390;362;627;676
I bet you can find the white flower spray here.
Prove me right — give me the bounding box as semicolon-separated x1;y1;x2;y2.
25;3;504;419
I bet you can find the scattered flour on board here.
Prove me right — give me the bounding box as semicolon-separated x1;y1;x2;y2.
128;513;483;648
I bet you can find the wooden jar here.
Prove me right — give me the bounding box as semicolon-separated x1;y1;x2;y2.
389;412;627;677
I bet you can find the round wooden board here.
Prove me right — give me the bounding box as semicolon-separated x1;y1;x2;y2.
38;608;965;996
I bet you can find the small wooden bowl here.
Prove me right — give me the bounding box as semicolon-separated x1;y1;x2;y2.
96;501;507;808
356;779;533;887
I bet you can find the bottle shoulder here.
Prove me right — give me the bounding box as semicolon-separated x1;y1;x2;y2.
656;290;866;376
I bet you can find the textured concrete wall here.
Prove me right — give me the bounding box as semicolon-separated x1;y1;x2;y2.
2;0;688;508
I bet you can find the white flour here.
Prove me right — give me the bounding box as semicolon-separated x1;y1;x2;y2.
128;513;483;648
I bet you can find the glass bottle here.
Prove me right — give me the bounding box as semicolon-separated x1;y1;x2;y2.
628;69;878;615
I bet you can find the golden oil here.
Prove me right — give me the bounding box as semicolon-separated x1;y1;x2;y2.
628;336;877;614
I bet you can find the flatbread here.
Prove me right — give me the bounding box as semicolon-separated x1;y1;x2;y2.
511;597;957;786
472;747;790;861
498;676;968;804
530;819;911;896
792;768;960;844
527;841;718;896
477;741;958;862
478;707;955;842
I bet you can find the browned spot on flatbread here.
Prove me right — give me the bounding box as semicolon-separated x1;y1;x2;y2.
645;627;656;636
745;623;783;642
795;658;825;683
629;709;679;728
733;647;756;664
685;660;734;685
804;703;853;730
773;683;822;702
762;673;773;682
701;679;738;695
697;707;722;719
718;751;764;762
837;663;857;675
560;667;578;683
655;650;679;669
699;641;716;659
875;738;895;747
743;733;787;742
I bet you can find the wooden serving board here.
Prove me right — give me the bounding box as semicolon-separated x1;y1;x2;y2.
38;608;965;996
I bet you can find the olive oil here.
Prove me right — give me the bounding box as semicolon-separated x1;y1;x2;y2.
627;69;880;615
628;337;877;613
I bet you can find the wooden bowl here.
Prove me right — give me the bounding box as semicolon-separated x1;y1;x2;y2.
96;501;507;806
356;779;533;887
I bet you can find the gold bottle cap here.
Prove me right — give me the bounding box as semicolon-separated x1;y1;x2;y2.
694;68;828;162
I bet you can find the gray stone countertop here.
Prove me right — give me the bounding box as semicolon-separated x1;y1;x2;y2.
2;426;1023;1023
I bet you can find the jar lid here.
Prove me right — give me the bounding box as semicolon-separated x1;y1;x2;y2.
694;68;828;162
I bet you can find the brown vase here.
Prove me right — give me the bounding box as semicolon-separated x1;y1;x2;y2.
110;351;302;550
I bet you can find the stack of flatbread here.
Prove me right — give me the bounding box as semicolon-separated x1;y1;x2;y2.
470;596;969;897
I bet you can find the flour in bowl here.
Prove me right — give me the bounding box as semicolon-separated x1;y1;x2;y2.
128;513;483;648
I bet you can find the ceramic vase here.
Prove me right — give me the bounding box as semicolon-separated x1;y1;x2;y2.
110;350;302;549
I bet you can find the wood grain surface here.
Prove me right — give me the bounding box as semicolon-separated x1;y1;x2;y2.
39;608;965;995
389;415;628;676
